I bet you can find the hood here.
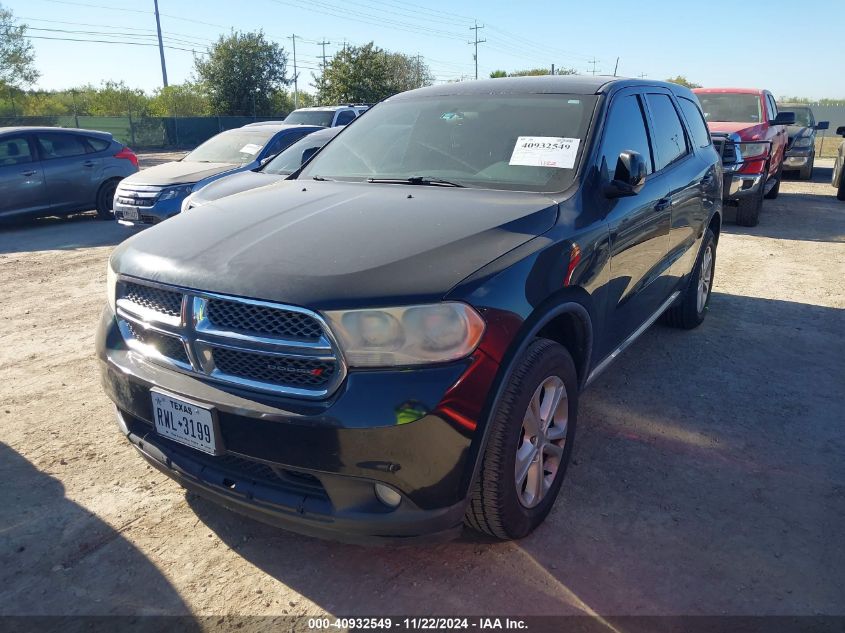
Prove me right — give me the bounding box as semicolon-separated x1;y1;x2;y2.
706;121;769;140
191;170;285;205
122;161;239;186
112;180;559;309
786;125;812;143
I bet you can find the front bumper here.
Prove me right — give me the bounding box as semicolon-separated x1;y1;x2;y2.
114;197;185;226
97;308;496;543
784;151;812;168
723;172;763;200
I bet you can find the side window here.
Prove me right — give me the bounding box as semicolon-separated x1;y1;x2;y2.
599;94;654;177
335;110;356;126
0;136;34;166
85;137;111;153
645;94;689;171
765;95;776;122
37;133;89;160
677;97;712;148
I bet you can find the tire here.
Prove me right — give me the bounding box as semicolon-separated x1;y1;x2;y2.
663;228;716;330
465;338;578;540
837;172;845;201
95;179;119;220
764;160;782;199
799;156;814;181
735;182;763;227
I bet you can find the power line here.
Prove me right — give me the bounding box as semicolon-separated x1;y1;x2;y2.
468;21;485;80
23;34;202;54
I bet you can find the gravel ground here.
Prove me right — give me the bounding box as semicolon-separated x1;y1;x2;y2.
0;158;843;619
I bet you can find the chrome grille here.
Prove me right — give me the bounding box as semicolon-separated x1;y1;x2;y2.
122;282;183;318
211;347;335;387
206;298;322;341
114;278;344;399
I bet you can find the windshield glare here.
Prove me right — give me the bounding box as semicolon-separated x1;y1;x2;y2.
299;94;597;192
263;131;334;175
697;94;762;123
184;130;273;164
285;110;335;126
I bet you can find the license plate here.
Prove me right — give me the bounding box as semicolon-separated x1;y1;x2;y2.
151;390;220;455
121;206;139;221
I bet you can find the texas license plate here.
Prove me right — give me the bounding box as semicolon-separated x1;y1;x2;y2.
121;206;139;221
151;390;219;455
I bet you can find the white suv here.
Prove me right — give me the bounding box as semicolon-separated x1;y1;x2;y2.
284;106;359;127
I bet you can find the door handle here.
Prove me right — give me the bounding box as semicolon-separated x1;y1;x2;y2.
83;160;95;167
20;169;37;177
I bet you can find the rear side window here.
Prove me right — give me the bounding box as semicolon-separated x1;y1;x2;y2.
37;133;89;159
677;97;712;148
86;136;111;152
335;110;356;126
0;136;34;166
265;131;308;156
645;94;688;171
599;94;654;176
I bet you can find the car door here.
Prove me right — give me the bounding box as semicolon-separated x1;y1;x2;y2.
643;91;710;290
35;132;100;213
597;89;672;358
0;133;49;219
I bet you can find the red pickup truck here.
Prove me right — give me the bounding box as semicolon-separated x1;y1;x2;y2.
693;88;795;226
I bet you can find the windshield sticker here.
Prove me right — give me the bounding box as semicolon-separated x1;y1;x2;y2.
509;136;580;169
239;143;262;155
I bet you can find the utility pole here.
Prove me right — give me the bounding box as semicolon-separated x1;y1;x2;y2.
638;72;647;78
153;0;168;87
613;57;619;77
468;21;485;80
416;54;422;88
551;63;555;75
318;39;331;70
588;57;599;75
289;34;299;109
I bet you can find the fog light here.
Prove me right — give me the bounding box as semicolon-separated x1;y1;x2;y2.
374;483;402;508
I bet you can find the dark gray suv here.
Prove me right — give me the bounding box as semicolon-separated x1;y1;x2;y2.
0;127;138;222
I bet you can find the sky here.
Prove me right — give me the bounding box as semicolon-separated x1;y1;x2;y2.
7;0;845;99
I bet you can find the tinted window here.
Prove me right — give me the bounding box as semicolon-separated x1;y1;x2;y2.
599;94;653;176
645;94;688;171
335;110;356;125
264;131;307;157
678;97;712;148
37;133;89;159
284;110;335;126
765;95;777;122
264;130;339;175
86;136;111;152
0;136;34;166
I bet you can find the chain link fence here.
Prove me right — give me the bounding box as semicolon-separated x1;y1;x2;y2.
0;115;287;149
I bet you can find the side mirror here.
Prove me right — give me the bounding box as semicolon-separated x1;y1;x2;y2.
772;112;796;125
259;155;274;166
604;150;647;198
816;121;830;130
837;125;845;137
300;147;319;165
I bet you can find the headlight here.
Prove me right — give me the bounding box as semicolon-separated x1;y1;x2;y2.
735;142;770;161
106;260;117;313
793;137;813;148
158;184;194;202
323;302;485;367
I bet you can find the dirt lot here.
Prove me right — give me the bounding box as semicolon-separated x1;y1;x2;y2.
1;157;843;620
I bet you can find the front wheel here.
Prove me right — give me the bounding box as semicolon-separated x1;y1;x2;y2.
663;228;716;329
95;179;119;220
799;156;814;181
838;171;845;201
465;338;578;540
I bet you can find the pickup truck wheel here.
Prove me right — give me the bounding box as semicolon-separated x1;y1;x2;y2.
95;179;119;220
764;161;782;199
465;338;578;540
663;228;716;329
735;183;763;226
799;156;814;180
837;170;845;201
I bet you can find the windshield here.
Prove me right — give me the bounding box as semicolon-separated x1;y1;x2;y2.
184;129;275;164
784;107;813;127
263;130;338;175
284;110;334;126
697;93;762;123
299;94;597;192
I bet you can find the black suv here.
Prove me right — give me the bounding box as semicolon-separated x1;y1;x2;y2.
97;77;722;543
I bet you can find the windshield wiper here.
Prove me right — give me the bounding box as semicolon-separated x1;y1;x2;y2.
312;175;333;181
366;176;465;188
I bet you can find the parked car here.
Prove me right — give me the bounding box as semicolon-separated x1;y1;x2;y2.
113;124;322;225
182;127;342;211
284;106;360;127
693;88;794;226
0;126;138;222
98;76;722;543
778;103;829;180
833;126;845;201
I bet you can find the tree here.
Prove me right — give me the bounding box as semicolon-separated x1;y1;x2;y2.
0;3;39;87
148;83;210;117
489;70;507;78
315;42;432;104
194;31;288;115
491;67;578;78
665;75;701;89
